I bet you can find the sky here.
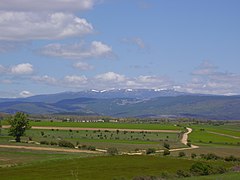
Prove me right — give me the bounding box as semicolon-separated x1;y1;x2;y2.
0;0;240;98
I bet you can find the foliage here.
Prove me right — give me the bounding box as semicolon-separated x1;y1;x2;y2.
190;162;214;176
107;147;118;155
163;142;170;149
58;140;75;148
176;169;191;178
146;148;156;155
40;140;49;145
8;112;31;142
178;151;186;157
191;153;197;159
163;149;170;156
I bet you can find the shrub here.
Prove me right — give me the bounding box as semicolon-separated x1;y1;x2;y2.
225;155;238;162
50;141;57;146
40;140;49;145
87;146;96;151
187;142;191;147
191;153;197;159
78;144;87;150
146;148;156;155
58;140;75;148
176;169;191;178
190;162;213;176
163;142;170;149
163;149;170;156
107;147;118;155
178;151;186;157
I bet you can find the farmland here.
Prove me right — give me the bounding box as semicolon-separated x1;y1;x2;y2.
0;118;240;179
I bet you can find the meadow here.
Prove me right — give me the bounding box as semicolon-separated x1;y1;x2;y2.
0;119;240;179
0;155;234;180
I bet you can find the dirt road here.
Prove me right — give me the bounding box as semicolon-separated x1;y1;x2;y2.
207;131;240;139
0;144;101;154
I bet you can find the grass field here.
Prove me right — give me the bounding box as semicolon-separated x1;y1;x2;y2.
2;120;183;130
0;155;234;180
182;172;240;180
0;127;183;151
0;147;98;167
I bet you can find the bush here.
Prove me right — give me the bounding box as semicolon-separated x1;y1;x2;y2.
107;147;118;155
146;148;156;155
203;153;220;160
190;162;213;176
191;153;197;159
87;146;96;151
187;142;191;147
163;149;170;156
225;155;238;162
58;140;75;148
163;142;170;149
40;140;49;145
176;169;191;178
178;151;186;157
50;141;57;146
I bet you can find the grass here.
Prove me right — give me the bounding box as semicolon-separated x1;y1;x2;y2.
0;147;98;167
182;172;240;180
0;127;183;151
0;155;232;180
190;124;240;137
25;121;181;130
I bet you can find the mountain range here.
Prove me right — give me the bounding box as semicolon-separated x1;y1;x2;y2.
0;89;240;120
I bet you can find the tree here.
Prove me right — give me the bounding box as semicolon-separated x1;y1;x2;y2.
178;151;186;157
8;112;31;142
146;148;156;155
107;147;118;155
163;142;170;149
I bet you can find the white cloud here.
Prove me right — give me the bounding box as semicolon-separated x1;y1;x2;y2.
0;12;93;41
122;37;145;49
0;0;97;12
32;75;57;85
10;63;33;75
19;90;33;97
95;72;126;82
0;64;6;73
40;41;112;60
182;62;240;95
192;61;217;75
74;62;93;70
64;75;88;84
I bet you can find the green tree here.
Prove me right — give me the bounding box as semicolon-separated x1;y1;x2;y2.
163;142;170;149
8;112;31;142
107;147;118;155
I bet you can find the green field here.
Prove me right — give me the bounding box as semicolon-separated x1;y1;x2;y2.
0;155;234;180
2;120;182;130
189;124;240;146
0;127;183;151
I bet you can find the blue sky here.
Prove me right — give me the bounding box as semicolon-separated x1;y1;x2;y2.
0;0;240;97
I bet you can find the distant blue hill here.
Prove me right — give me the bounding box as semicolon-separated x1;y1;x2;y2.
0;89;239;120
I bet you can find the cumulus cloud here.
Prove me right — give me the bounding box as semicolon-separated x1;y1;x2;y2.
40;41;112;60
95;72;126;82
0;0;97;12
0;12;93;41
0;64;6;73
74;62;93;70
122;37;145;49
19;90;33;97
192;61;218;75
29;71;173;91
64;75;88;85
182;62;240;95
10;63;33;75
32;75;57;85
